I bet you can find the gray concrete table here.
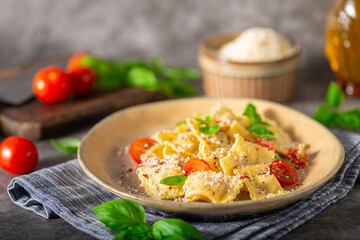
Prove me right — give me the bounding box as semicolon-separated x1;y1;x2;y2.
1;82;360;240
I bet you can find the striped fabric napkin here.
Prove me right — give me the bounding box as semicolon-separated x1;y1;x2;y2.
7;129;360;240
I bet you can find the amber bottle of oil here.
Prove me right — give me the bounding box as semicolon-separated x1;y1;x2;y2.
325;0;360;96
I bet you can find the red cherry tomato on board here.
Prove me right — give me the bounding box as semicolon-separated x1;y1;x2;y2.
33;66;72;104
0;136;38;175
183;158;213;176
67;68;96;96
270;160;298;186
129;138;158;164
67;53;88;72
253;139;276;151
288;144;307;167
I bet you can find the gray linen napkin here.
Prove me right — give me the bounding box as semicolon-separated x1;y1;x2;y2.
7;130;360;240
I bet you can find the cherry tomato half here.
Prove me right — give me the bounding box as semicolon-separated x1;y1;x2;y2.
288;144;307;167
253;139;276;151
67;52;88;72
68;68;96;96
129;138;158;164
183;158;213;176
0;136;38;175
33;66;72;104
270;160;298;186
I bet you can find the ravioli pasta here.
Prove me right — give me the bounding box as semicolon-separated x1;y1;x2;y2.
135;103;303;203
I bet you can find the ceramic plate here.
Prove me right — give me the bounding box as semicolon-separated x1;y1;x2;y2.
78;98;344;215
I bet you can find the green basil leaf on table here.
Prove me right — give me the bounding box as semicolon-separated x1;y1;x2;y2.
312;104;337;127
179;68;202;79
79;54;200;97
152;79;174;96
113;224;154;240
93;199;203;240
335;112;360;129
151;56;165;74
114;59;149;73
152;219;203;240
326;81;345;108
313;81;360;129
342;108;360;118
162;67;201;80
160;175;188;186
172;82;196;97
81;56;123;89
126;67;159;89
199;125;220;135
93;199;146;232
50;138;81;153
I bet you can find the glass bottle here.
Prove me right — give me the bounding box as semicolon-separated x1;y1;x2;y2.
325;0;360;96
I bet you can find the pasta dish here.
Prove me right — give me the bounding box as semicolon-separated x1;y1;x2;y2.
129;103;307;203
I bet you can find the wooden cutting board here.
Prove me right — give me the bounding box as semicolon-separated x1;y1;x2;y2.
0;55;167;140
0;87;167;140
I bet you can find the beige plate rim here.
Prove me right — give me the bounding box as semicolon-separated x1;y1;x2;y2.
78;97;345;215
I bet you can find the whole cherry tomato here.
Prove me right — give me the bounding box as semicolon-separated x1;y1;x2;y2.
288;144;307;167
129;138;158;164
67;53;88;72
253;139;276;151
68;68;96;96
270;160;298;186
183;158;213;176
33;66;72;104
0;136;38;174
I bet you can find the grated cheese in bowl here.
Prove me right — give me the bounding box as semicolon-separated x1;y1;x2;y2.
218;27;296;62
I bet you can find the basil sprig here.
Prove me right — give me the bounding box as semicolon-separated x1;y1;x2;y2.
81;55;200;97
243;104;274;140
160;175;188;186
94;199;202;240
313;81;360;129
195;116;220;135
50;138;81;153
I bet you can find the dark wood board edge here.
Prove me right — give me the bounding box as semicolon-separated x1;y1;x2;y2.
0;87;167;140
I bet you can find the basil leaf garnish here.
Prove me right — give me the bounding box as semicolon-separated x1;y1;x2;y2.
243;103;274;139
194;116;220;135
199;125;220;135
160;175;188;186
248;123;274;140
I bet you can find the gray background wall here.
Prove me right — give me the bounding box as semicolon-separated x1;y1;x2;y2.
0;0;333;83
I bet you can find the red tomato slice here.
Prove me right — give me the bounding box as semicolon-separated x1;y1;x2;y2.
129;138;157;164
183;158;213;176
239;176;250;180
288;145;307;167
254;139;275;151
270;160;298;186
67;53;88;72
